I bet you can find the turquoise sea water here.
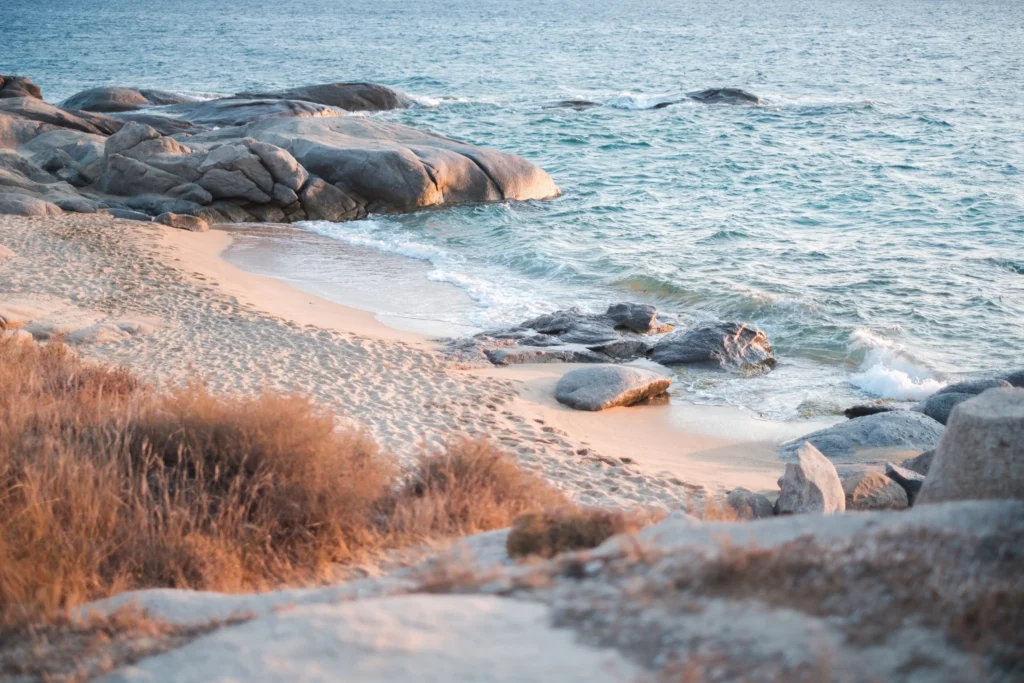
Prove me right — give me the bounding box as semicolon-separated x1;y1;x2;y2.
5;0;1023;419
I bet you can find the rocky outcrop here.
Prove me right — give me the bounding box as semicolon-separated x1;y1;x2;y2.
650;322;774;369
59;86;197;113
919;391;971;425
934;378;1010;396
779;411;945;462
554;366;671;411
725;487;774;519
235;82;412;111
774;443;845;514
0;76;560;225
0;75;42;100
885;462;926;506
156;212;208;232
918;388;1024;504
840;470;908;510
0;192;62;216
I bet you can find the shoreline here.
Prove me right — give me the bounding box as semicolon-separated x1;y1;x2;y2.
1;214;824;506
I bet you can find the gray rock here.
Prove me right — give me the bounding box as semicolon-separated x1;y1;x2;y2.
775;443;845;515
120;136;193;162
484;345;607;366
106;208;152;222
54;196;98;213
918;388;1024;504
586;338;651;361
650;322;774;369
899;449;935;476
271;182;299;206
198;144;275;193
523;308;581;335
203;201;254;224
0;96;122;136
168;183;213;205
885;462;926;506
0;75;42;100
725;487;774;519
1005;369;1024;388
123;194;201;216
95;154;183;195
160;98;344;127
606;303;659;333
144;152;205;182
299;176;362;222
686;88;763;105
104;121;162;158
554;365;671;411
60;86;196;113
935;378;1011;396
198;168;271;204
843;404;897;419
235;82;411;111
840;470;908;510
156;212;209;232
248;141;308;191
780;410;945;462
919;391;972;425
0;192;62;216
247;204;287;223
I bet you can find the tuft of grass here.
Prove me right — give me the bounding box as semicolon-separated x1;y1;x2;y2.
506;507;663;559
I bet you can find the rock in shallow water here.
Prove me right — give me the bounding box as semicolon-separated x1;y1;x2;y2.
779;410;945;462
235;82;412;112
919;391;972;425
650;322;774;369
60;86;197;113
775;443;845;515
555;365;671;411
918;387;1024;504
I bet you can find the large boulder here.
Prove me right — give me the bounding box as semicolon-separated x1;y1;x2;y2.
918;388;1024;504
554;365;671;411
0;192;62;216
900;449;935;475
159;98;344;127
0;97;121;136
94;154;183;196
104;121;162;158
235;82;412;111
299;176;363;222
650;322;774;369
604;303;661;333
1006;369;1024;388
686;88;763;105
248;141;308;191
918;392;972;425
156;212;209;232
0;75;42;100
60;86;197;113
935;378;1011;396
779;411;945;462
885;462;926;506
840;470;908;510
725;487;775;519
107;110;206;136
774;443;845;515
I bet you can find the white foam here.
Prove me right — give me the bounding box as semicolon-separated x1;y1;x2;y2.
405;93;482;108
603;92;683;110
847;328;946;400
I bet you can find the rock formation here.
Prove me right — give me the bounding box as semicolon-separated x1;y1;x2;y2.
554;366;671;411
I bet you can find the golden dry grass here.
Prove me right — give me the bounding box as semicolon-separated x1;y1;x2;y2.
506;507;664;559
0;340;574;633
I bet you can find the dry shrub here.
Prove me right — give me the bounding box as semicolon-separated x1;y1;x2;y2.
0;339;393;629
384;437;568;541
506;507;664;559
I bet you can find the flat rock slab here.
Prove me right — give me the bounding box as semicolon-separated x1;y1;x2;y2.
555;365;671;411
779;411;944;462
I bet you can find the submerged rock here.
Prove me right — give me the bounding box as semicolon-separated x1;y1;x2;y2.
780;411;945;462
60;86;197;113
918;387;1024;504
686;88;763;105
775;443;845;515
650;322;773;369
555;365;671;411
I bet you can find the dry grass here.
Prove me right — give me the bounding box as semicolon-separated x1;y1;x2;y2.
0;340;571;634
506;507;664;559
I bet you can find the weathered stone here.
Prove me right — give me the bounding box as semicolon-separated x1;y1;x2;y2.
156;212;209;232
248;141;308;191
935;378;1011;396
106;208;152;222
900;449;934;475
606;303;659;333
841;470;908;510
918;388;1024;504
271;182;299;206
0;97;122;136
144;152;204;182
247;204;287;223
108;110;206;136
0;75;42;100
60;86;196;113
104;121;162;158
54;196;98;213
0;192;62;216
168;183;213;205
780;411;945;462
95;154;183;195
844;404;897;419
204;201;253;223
299;176;361;221
725;487;775;519
484;345;607;366
123;194;201;216
775;443;845;515
523;308;581;335
235;82;412;111
555;366;671;411
121;136;192;162
686;88;763;105
919;392;971;425
650;322;774;369
586;338;651;361
160;98;344;127
885;462;926;506
198;168;271;204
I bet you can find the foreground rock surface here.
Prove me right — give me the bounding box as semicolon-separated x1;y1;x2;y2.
779;410;944;462
918;387;1024;504
775;442;845;514
0;76;560;225
840;470;908;510
554;365;671;411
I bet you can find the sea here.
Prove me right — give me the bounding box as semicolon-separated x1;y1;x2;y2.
5;0;1023;421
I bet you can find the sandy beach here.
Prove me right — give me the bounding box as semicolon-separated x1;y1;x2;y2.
0;214;833;508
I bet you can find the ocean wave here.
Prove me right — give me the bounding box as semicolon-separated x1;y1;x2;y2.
405;93;493;108
846;328;946;400
602;92;684;110
301;219;448;264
